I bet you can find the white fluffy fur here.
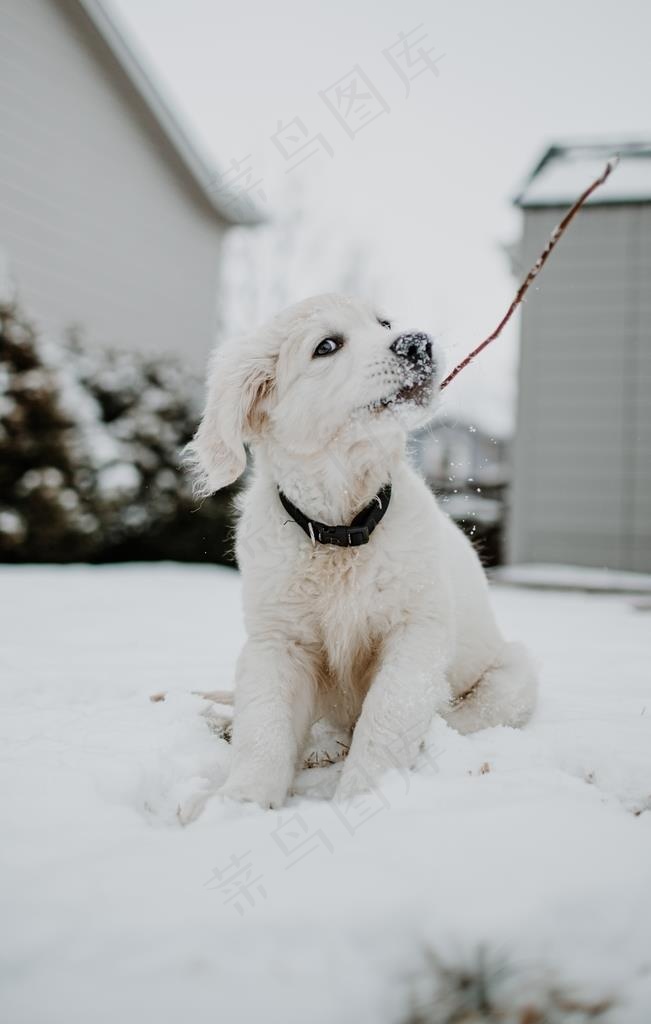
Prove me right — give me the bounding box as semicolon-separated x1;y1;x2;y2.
185;294;537;814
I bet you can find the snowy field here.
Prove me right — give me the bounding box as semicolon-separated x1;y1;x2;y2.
1;564;651;1024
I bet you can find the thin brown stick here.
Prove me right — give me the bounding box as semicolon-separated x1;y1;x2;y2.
439;156;619;390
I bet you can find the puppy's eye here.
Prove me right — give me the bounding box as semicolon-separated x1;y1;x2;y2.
378;319;391;330
313;337;343;358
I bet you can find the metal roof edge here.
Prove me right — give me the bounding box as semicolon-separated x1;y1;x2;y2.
73;0;265;226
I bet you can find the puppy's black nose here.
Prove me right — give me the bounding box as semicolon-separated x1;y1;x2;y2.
390;332;433;365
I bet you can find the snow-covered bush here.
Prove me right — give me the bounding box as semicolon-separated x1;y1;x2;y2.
0;303;235;563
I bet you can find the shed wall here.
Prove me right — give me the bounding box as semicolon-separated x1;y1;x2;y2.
509;204;651;571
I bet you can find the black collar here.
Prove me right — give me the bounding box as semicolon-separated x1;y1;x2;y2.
278;482;392;547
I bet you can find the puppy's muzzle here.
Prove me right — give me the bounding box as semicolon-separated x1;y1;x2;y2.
390;332;434;372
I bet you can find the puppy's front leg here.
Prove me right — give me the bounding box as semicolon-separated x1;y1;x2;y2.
335;620;449;801
221;638;316;809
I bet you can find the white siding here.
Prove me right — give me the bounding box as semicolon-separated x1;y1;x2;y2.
509;204;651;572
0;0;225;366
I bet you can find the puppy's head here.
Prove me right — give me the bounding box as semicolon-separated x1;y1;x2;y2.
186;293;442;494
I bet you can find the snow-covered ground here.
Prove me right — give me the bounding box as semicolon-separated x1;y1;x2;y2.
1;564;650;1024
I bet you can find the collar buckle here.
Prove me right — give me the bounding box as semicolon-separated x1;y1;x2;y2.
316;524;370;547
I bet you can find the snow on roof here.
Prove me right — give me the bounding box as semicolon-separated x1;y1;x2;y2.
515;140;651;207
76;0;263;226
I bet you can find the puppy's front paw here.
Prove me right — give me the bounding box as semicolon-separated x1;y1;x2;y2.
219;777;288;810
177;777;287;823
177;788;214;826
334;763;375;803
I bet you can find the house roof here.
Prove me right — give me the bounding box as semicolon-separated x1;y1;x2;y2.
514;140;651;208
75;0;263;226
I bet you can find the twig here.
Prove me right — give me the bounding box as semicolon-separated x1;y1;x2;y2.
439;156;619;390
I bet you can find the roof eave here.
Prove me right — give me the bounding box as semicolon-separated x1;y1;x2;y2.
75;0;265;226
513;138;651;210
516;197;651;210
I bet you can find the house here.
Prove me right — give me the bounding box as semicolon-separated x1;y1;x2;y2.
0;0;261;366
508;141;651;572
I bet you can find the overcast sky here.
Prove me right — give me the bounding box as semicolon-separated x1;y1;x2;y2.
111;0;651;434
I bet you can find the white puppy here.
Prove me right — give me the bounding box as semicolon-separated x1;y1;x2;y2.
187;294;536;810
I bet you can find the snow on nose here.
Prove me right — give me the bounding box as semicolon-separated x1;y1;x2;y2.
390;332;434;369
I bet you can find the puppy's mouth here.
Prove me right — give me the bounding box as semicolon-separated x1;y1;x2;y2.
367;378;434;413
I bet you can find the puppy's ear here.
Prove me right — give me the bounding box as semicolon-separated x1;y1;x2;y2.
185;332;277;495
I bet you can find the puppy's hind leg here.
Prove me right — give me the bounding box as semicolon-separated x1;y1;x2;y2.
443;642;537;735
